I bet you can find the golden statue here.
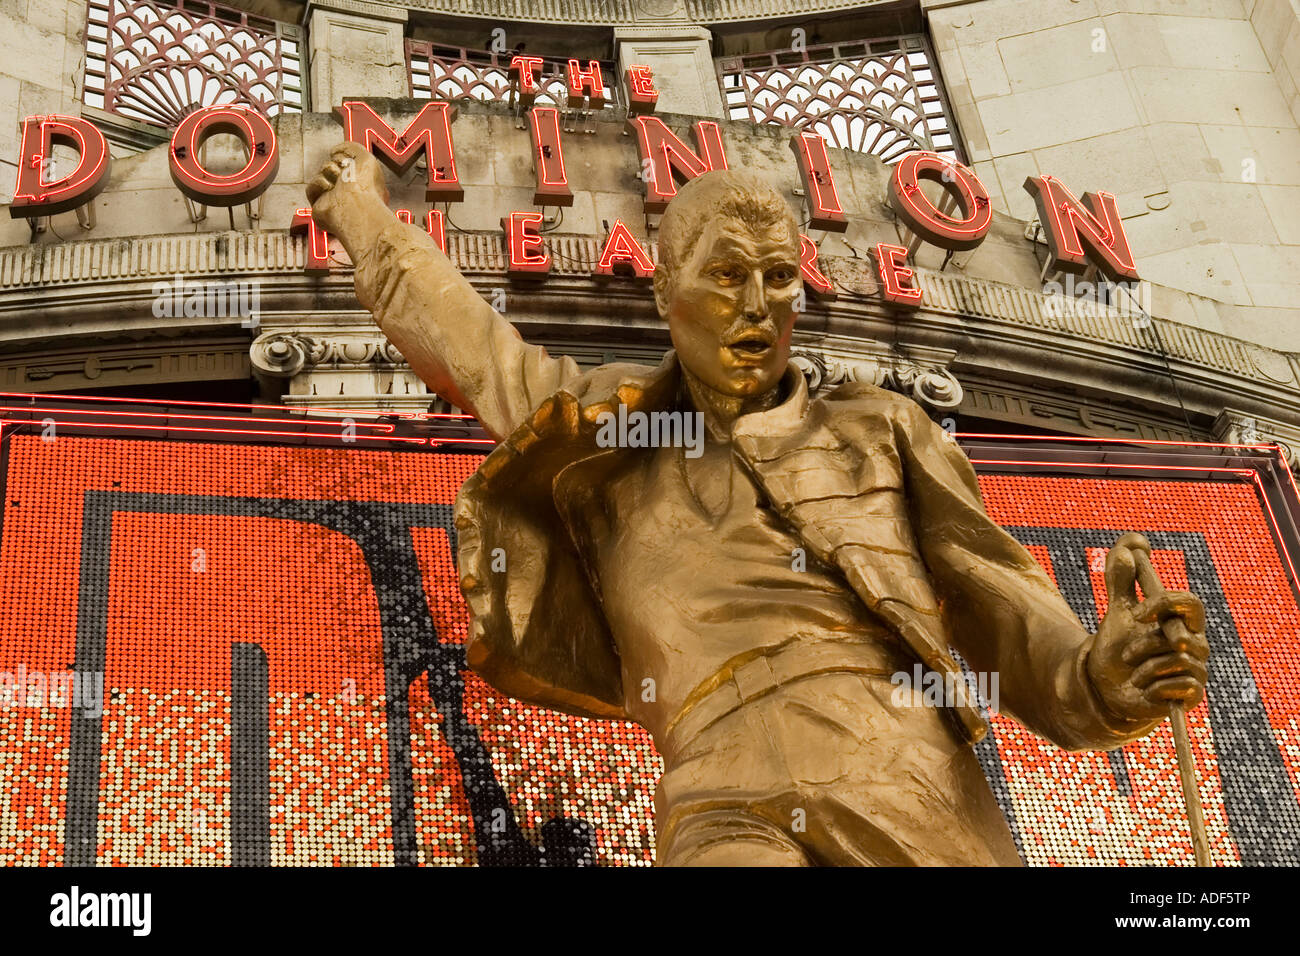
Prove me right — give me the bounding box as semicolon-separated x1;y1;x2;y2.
308;142;1210;866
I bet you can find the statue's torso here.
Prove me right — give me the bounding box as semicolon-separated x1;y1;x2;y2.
589;432;915;747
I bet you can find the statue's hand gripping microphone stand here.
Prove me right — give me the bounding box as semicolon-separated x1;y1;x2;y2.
1123;542;1212;867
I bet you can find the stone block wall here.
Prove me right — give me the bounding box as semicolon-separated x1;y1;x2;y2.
925;0;1300;349
0;0;88;203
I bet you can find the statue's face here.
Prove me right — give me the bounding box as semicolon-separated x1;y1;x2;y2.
661;216;801;399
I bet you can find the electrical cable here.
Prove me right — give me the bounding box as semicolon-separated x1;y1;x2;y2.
1120;281;1197;439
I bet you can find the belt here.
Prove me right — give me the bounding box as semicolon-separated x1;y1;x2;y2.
662;639;908;759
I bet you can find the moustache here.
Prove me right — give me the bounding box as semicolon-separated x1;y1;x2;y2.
722;319;780;347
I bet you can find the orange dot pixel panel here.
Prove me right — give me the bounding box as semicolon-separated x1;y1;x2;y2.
0;436;1297;866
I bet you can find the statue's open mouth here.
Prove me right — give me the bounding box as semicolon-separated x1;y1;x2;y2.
726;334;773;358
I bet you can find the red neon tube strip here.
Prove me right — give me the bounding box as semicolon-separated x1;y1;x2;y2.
0;418;429;445
0;405;404;433
0;390;475;422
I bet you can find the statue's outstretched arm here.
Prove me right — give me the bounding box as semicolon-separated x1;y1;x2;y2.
895;402;1167;751
308;142;580;441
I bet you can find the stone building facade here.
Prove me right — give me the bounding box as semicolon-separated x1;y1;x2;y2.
0;0;1297;461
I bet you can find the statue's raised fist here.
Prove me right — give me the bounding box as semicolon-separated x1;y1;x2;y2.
306;142;391;247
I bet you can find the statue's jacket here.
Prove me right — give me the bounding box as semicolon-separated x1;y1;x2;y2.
355;219;1162;760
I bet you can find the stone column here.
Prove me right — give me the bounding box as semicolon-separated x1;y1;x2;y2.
304;0;409;113
1248;0;1300;134
614;24;725;119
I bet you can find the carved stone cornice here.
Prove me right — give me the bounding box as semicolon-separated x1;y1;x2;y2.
680;0;893;22
1;230;1298;439
391;0;890;24
956;378;1196;444
306;0;409;22
0;339;250;393
399;0;637;23
1;231;1289;400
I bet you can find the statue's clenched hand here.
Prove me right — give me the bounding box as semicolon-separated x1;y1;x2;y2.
1086;532;1210;723
306;142;395;261
304;140;566;438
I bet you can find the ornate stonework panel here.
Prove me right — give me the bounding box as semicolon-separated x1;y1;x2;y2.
716;36;960;163
791;347;963;411
250;325;431;412
84;0;304;129
407;40;620;109
1215;410;1300;472
250;330;406;378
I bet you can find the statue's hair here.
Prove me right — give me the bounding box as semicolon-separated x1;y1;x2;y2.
654;169;798;301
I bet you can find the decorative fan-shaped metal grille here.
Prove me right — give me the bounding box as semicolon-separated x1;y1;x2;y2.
716;36;961;164
406;39;620;111
83;0;303;129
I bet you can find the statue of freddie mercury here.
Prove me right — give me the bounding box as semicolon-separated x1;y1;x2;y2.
308;142;1210;866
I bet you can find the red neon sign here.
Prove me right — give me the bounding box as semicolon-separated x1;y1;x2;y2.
790;133;847;233
290;208;331;275
425;209;446;253
168;106;279;207
627;116;728;213
888;152;991;252
291;206;445;275
625;65;658;115
400;208;447;251
875;243;923;304
594;220;654;280
11;96;1138;303
693;122;727;172
1023;175;1139;281
566;60;606;109
529;107;573;207
9;115;112;218
510;56;546;108
502;211;551;276
397;207;448;250
336;101;462;203
798;235;836;301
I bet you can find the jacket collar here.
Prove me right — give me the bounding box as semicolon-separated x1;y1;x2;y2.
567;349;808;439
730;361;810;441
